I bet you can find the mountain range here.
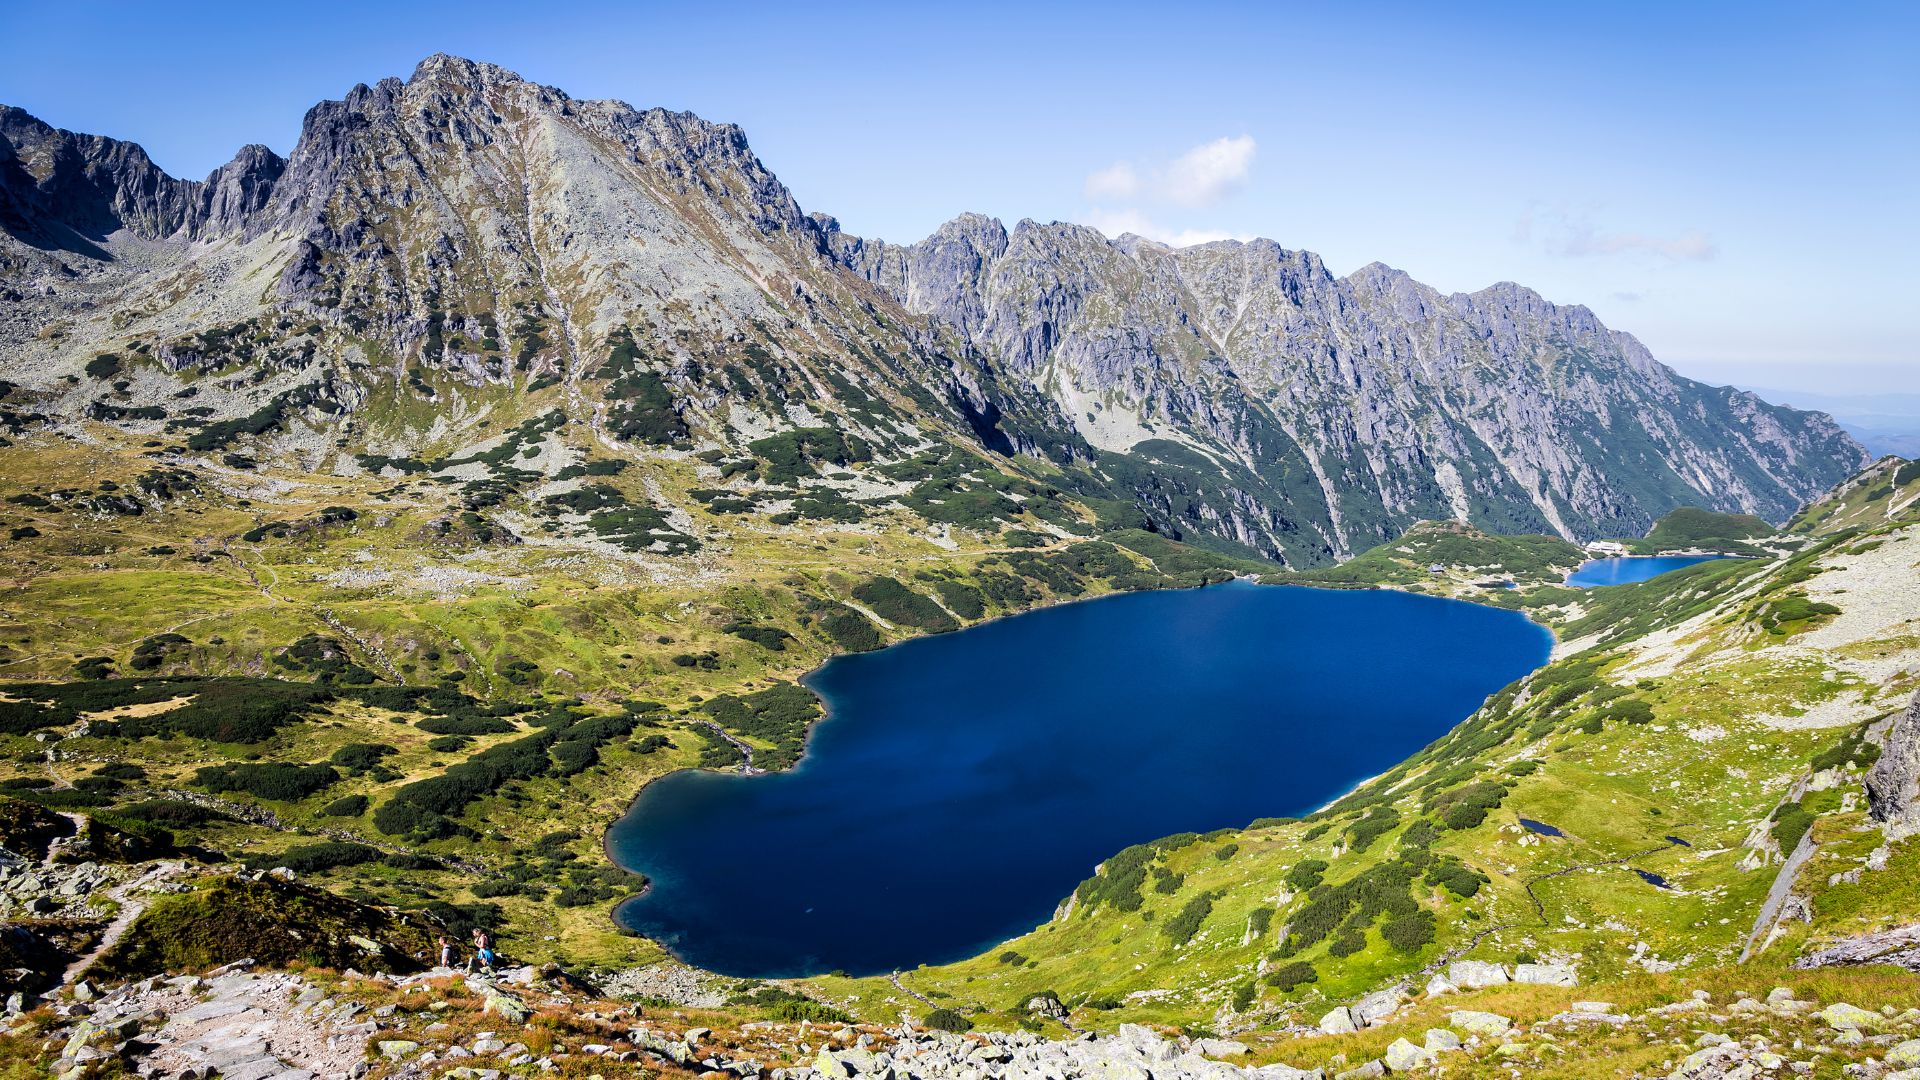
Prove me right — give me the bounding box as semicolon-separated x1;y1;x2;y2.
0;55;1868;566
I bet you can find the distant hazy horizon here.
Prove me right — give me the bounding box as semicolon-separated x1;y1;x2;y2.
2;1;1912;397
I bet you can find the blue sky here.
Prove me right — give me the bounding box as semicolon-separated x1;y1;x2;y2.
3;1;1914;394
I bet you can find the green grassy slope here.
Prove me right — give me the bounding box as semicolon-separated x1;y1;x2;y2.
820;488;1920;1033
0;404;1262;969
1628;506;1777;554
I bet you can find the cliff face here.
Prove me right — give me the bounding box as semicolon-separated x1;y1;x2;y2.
1868;690;1920;837
0;105;284;244
0;55;1868;566
826;217;1867;561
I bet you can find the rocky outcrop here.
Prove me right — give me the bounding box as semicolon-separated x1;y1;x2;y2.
0;107;286;246
1796;923;1920;973
1867;690;1920;836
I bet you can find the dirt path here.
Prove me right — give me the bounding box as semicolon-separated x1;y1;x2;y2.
889;972;936;1008
60;859;183;986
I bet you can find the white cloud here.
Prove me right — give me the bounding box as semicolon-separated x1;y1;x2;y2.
1077;135;1257;247
1517;207;1717;261
1084;162;1140;202
1083;135;1258;209
1082;208;1245;248
1161;135;1257;208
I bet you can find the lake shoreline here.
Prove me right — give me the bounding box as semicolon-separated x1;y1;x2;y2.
604;578;1551;977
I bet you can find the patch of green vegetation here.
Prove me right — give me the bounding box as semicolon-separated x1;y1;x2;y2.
86;875;438;980
3;677;337;743
748;428;871;485
1633;506;1774;555
1770;800;1817;853
813;603;884;652
195;762;341;801
852;576;958;632
1072;833;1200;914
700;683;821;768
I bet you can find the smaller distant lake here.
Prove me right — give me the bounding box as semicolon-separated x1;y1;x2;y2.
1564;555;1736;588
1634;868;1671;889
1518;818;1564;837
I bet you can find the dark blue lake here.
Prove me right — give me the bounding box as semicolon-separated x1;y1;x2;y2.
607;581;1550;977
1564;555;1735;587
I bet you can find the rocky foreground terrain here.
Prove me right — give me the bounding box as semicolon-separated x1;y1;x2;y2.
11;928;1920;1079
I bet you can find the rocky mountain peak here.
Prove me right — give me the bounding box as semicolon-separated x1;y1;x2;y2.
0;56;1872;567
407;51;527;92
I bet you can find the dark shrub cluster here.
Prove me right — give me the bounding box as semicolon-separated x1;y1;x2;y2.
815;604;883;652
1162;889;1223;945
723;622;793;651
246;841;382;873
1266;960;1318;992
5;677;336;744
852;577;958;633
373;706;648;838
1427;780;1511;831
194;762;340;802
1073;833;1200;913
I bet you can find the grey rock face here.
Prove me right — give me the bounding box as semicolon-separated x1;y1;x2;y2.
834;218;1867;562
1512;962;1577;986
1794;922;1920;973
1446;960;1509;989
0;106;287;245
1867;690;1920;837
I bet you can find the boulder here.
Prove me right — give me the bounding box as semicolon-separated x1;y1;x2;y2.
1447;961;1509;988
1512;963;1576;986
1422;974;1456;998
1886;1039;1920;1068
1423;1029;1461;1052
1190;1038;1250;1058
1350;986;1408;1028
1026;995;1069;1021
813;1049;853;1080
1116;1024;1179;1061
473;984;529;1024
1318;1006;1358;1035
1447;1010;1513;1036
1818;1002;1884;1031
1170;1052;1244;1080
1382;1038;1433;1072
